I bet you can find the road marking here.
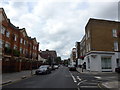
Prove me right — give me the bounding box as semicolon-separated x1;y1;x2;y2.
83;82;98;85
77;87;80;90
69;71;77;83
77;76;81;81
77;80;87;86
95;76;101;79
80;86;98;88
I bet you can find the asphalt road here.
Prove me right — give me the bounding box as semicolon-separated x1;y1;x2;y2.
2;66;103;90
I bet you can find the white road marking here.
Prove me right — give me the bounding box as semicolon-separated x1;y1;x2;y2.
80;86;98;88
69;71;77;83
77;76;81;81
95;76;101;79
83;82;97;85
77;80;87;86
77;87;80;90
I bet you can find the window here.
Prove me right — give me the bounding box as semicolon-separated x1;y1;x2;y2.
20;38;23;43
88;30;90;38
88;57;90;69
20;48;23;54
0;40;2;48
6;31;10;37
14;35;17;41
114;41;118;51
112;29;117;37
0;25;2;33
1;26;5;34
24;40;26;45
101;57;112;69
88;43;91;51
14;45;17;50
5;42;10;48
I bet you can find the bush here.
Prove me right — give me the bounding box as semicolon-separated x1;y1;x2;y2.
13;49;20;57
4;47;12;54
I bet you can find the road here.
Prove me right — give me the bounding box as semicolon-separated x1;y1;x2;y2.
2;66;103;90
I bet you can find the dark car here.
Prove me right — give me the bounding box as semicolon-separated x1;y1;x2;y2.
35;65;51;75
68;65;76;71
115;67;120;73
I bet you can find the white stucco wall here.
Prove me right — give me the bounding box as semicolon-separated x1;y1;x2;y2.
85;51;117;72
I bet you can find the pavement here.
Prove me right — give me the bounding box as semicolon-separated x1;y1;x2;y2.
1;69;36;86
76;67;120;90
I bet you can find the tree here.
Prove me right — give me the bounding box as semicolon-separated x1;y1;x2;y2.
54;57;61;64
46;57;52;65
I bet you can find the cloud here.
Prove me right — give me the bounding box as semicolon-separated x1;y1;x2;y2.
1;0;119;59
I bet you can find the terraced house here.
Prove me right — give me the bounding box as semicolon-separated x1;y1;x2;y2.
79;18;120;72
0;8;40;73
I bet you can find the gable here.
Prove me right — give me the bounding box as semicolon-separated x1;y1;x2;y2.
0;8;8;23
33;38;37;44
20;28;28;37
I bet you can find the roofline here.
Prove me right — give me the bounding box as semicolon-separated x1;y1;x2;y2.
85;18;120;29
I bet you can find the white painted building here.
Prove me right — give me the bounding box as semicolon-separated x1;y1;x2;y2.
84;51;120;72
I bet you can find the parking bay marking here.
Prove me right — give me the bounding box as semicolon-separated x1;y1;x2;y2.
94;76;101;79
77;80;87;86
77;76;81;81
69;71;77;83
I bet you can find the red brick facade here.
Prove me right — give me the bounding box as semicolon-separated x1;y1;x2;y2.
0;8;40;73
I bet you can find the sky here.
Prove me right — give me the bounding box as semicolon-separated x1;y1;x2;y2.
0;0;119;60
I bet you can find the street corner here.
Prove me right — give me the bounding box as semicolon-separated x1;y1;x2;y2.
100;81;120;90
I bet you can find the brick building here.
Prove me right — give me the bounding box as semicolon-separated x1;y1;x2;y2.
40;49;57;65
79;18;120;72
0;8;39;73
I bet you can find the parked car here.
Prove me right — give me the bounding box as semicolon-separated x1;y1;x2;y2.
68;65;76;71
35;65;51;75
115;67;120;73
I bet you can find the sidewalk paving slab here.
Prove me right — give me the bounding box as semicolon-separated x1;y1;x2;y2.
1;69;36;85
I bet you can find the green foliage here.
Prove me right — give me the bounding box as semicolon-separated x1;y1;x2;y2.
13;49;20;57
4;47;12;54
55;57;61;64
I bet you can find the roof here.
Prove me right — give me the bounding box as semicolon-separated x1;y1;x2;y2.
85;18;120;29
40;50;57;59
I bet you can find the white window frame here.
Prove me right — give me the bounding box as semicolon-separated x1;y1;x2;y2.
6;31;10;37
1;26;5;34
20;47;22;53
0;40;2;48
114;41;118;51
24;40;26;45
88;30;90;38
101;57;112;69
112;29;117;37
20;38;23;43
5;42;10;48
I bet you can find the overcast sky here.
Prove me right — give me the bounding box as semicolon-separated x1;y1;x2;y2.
0;0;119;60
